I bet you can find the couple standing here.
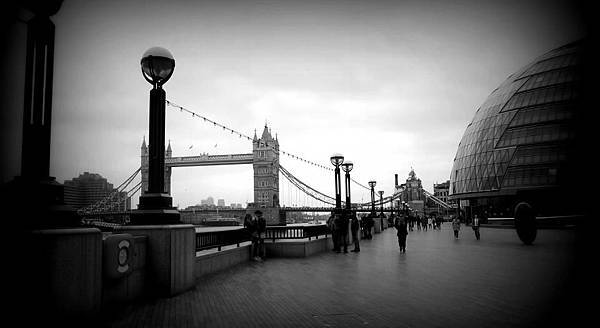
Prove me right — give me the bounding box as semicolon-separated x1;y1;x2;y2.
244;210;267;261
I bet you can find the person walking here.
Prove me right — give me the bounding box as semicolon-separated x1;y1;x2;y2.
452;216;461;239
472;214;481;240
350;212;360;252
255;210;267;260
394;215;408;253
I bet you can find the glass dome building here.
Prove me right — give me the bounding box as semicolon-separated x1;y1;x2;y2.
449;41;586;221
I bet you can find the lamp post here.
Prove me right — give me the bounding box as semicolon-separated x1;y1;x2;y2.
341;161;353;210
368;181;376;216
378;190;384;216
330;153;344;212
133;47;180;224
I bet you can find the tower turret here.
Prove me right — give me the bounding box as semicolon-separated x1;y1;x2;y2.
166;140;172;158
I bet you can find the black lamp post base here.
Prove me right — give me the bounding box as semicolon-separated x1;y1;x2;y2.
130;193;181;225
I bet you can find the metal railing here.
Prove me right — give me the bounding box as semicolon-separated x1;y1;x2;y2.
195;225;330;252
265;225;329;242
196;228;251;251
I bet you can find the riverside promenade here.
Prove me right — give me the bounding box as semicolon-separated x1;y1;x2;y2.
103;224;585;328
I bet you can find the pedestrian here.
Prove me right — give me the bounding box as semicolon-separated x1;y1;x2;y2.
394;215;408;253
328;213;339;252
367;215;374;239
452;216;461;239
421;215;427;231
350;212;360;252
255;210;267;260
428;216;433;230
248;214;259;260
243;213;253;239
472;214;481;240
334;213;348;253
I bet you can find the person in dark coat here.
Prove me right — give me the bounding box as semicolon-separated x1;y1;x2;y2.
247;213;259;260
395;215;408;253
339;212;349;253
350;212;360;252
328;213;339;252
255;210;267;259
366;215;374;239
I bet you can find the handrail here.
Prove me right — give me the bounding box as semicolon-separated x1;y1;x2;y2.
195;225;330;252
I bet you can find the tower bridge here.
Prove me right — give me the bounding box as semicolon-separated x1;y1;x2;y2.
141;124;282;223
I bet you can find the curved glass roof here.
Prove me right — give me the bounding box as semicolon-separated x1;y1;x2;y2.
449;41;582;197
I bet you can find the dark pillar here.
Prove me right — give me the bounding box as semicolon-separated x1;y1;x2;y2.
3;2;78;229
334;166;342;210
370;186;375;215
344;172;351;210
147;87;166;195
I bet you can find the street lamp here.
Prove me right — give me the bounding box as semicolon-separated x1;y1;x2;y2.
330;153;344;211
368;180;376;216
133;47;180;224
341;161;353;210
378;190;384;216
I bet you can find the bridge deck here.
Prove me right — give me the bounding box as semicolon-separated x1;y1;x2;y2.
103;224;584;327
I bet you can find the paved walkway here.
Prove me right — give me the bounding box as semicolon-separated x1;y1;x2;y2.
102;224;584;328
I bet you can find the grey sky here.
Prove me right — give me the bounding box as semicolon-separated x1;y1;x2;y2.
3;0;587;208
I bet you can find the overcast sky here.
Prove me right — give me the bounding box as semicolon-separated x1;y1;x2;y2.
3;0;587;208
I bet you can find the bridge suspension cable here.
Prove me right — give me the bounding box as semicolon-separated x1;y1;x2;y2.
166;100;335;171
279;165;338;206
422;189;453;209
77;167;141;216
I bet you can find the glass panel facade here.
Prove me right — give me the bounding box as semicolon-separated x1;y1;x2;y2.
450;41;582;197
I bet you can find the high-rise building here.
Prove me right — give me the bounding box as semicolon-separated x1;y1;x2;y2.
63;172;130;210
217;199;225;208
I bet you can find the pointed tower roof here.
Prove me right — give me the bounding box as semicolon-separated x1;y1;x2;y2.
261;123;273;141
167;140;172;153
141;136;147;149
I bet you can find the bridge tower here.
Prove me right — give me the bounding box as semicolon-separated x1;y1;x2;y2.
141;137;172;195
250;124;283;225
252;124;280;208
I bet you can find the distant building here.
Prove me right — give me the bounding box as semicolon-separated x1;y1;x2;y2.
394;169;425;214
397;168;424;203
434;181;450;204
201;196;215;207
64;172;130;210
217;199;225;207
